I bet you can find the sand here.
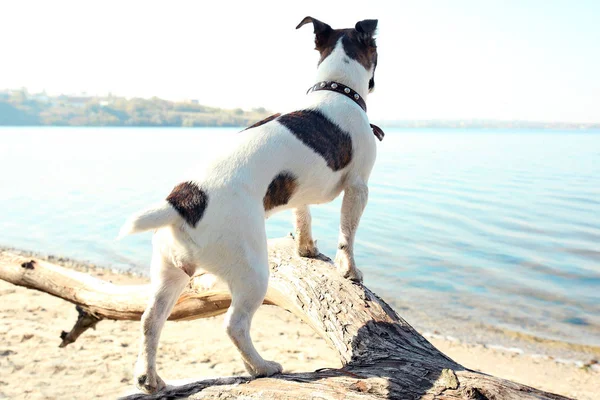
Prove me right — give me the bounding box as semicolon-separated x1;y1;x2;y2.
0;262;598;399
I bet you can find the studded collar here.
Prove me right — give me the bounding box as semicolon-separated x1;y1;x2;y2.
307;81;384;141
307;81;367;112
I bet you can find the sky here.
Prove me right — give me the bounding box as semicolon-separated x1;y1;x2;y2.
1;0;599;122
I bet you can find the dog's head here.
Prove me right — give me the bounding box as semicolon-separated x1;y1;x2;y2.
296;17;378;92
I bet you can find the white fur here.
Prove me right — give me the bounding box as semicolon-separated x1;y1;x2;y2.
121;36;377;394
117;202;180;239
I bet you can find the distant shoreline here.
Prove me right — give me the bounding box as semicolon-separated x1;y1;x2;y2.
1;89;598;130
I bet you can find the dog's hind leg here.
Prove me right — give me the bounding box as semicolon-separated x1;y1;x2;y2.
223;244;283;377
134;251;190;394
293;206;319;257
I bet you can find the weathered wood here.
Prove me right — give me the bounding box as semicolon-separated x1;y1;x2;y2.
0;239;571;400
0;255;235;322
59;305;102;347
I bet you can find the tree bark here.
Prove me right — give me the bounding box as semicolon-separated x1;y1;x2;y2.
0;238;571;400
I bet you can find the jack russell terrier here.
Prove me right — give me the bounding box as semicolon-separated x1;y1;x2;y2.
119;16;381;394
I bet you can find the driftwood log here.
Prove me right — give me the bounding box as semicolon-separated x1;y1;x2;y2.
0;237;571;400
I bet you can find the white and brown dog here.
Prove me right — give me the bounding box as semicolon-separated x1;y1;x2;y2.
119;16;380;394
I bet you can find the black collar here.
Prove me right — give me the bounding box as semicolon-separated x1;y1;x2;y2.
307;81;384;141
307;81;367;112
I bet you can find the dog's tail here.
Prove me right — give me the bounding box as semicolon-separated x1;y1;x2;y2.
117;202;180;239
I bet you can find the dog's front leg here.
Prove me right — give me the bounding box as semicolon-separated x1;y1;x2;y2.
335;179;368;282
293;206;319;257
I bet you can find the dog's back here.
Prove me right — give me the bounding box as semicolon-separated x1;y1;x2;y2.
120;95;376;240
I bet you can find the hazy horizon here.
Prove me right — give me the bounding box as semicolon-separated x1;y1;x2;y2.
1;1;599;123
3;89;600;127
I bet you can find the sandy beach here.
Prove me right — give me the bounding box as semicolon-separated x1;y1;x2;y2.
0;253;598;400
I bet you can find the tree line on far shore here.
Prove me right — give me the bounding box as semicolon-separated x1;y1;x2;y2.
0;89;272;127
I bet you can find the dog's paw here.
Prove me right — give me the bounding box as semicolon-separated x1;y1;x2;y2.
298;242;332;263
297;239;319;258
245;360;283;377
255;360;283;377
335;252;363;283
135;372;166;394
298;246;319;258
344;266;364;283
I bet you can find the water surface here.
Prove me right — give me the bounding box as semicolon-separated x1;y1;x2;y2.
0;127;598;350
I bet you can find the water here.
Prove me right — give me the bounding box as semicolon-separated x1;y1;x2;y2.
1;127;599;350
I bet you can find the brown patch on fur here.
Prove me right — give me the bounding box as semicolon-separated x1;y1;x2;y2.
243;113;281;131
263;172;298;211
315;29;346;65
341;32;377;71
277;109;353;171
166;182;208;227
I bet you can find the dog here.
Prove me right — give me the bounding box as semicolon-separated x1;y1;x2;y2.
119;16;380;394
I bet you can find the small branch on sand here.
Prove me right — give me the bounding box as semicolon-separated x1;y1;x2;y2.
0;239;573;400
59;305;102;348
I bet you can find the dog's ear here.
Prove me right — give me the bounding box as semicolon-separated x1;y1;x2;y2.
355;19;378;38
296;16;333;47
